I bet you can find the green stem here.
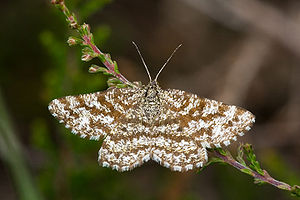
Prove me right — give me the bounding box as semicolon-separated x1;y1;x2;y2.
0;89;42;200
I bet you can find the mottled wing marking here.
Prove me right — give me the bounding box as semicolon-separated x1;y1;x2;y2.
151;133;207;172
49;84;255;172
99;133;151;172
48;87;142;140
49;87;155;171
149;89;255;171
161;89;255;149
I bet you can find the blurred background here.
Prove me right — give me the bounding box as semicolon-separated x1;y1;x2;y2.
0;0;299;199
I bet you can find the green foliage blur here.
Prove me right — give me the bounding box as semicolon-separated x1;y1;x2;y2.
0;0;299;200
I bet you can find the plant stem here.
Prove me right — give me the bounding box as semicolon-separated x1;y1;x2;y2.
213;150;297;192
51;0;133;87
0;89;42;200
82;35;131;85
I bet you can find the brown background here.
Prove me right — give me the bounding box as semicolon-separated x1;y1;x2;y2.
0;0;299;199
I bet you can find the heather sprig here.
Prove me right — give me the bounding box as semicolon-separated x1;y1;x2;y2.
205;144;300;197
51;0;132;88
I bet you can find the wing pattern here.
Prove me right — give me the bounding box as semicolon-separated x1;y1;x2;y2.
49;87;153;171
49;87;255;172
149;89;255;171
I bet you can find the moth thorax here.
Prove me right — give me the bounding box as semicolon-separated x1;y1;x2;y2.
143;102;161;121
141;87;161;121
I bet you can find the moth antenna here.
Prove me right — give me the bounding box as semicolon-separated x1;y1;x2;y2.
132;41;152;82
154;44;182;81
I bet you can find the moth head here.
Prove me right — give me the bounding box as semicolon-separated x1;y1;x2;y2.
144;80;160;98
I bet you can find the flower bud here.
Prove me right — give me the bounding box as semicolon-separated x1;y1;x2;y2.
51;0;64;5
88;64;101;73
82;23;91;33
67;36;81;46
81;54;93;62
68;15;77;29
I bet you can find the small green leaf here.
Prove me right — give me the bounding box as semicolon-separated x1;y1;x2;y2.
114;61;120;74
97;67;111;75
236;143;247;166
81;47;98;62
277;184;292;191
106;53;111;59
88;64;101;73
116;84;128;88
215;148;232;158
107;77;123;87
208;157;225;164
98;54;106;63
82;46;93;54
215;148;227;156
67;13;78;29
81;23;91;35
243;144;264;176
290;185;300;197
104;53;113;65
240;168;253;176
62;5;71;16
90;33;95;44
254;178;266;185
67;36;82;46
198;157;225;173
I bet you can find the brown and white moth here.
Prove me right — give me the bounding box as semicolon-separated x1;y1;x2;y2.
48;43;255;172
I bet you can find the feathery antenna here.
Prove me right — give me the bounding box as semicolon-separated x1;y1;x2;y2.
132;41;152;82
154;44;182;81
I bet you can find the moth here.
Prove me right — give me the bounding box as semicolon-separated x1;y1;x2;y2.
48;43;255;172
